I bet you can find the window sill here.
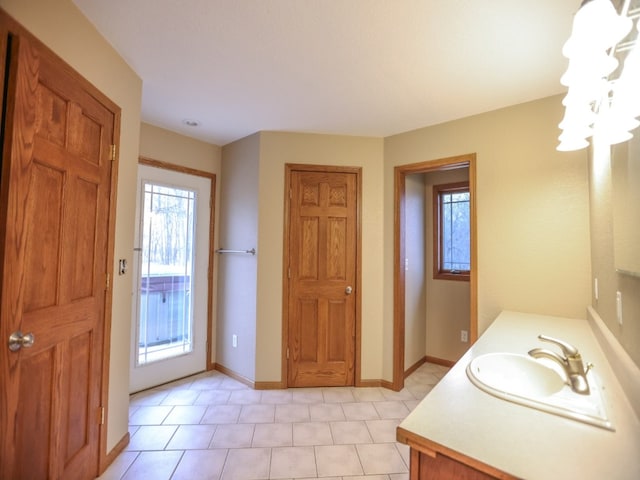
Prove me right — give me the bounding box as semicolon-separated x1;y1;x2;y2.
434;272;470;282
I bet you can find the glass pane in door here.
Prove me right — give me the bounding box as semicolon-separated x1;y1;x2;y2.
137;182;196;365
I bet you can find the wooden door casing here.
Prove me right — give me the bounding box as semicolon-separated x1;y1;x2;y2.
286;167;360;387
0;11;120;480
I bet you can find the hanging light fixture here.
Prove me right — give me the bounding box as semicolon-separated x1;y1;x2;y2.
557;0;638;151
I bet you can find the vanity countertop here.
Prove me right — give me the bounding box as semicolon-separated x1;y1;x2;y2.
397;311;640;479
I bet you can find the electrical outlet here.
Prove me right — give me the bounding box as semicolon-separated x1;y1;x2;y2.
616;291;623;326
461;330;468;343
232;334;238;348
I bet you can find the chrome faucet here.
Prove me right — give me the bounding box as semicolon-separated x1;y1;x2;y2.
528;334;592;395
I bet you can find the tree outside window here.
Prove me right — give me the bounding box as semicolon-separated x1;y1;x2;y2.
433;182;470;281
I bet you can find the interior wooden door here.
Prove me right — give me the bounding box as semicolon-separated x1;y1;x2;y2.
0;13;119;480
287;169;358;387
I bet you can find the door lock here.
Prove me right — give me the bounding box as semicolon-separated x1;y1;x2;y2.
8;331;35;352
345;286;353;295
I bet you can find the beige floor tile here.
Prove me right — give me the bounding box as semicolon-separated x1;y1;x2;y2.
342;402;380;420
380;388;415;401
403;399;421;411
126;425;177;451
352;387;387;402
291;388;325;404
160;388;200;405
260;389;293;404
194;389;231;405
171;449;228;480
218;377;250;390
220;447;270;480
128;405;172;425
330;421;373;444
293;422;333;446
396;442;410;466
163;405;207;424
275;403;310;423
238;404;275;423
345;475;391;480
166;424;216;450
252;423;293;447
121;450;183;480
228;389;263;405
96;451;138;480
210;423;255;448
356;443;408;475
201;405;241;424
315;444;364;477
390;472;410;480
270;446;317;479
323;387;356;403
189;374;225;390
365;419;401;443
129;389;169;406
373;401;410;420
309;403;346;422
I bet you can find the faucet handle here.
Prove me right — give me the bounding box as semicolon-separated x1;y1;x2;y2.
537;334;579;357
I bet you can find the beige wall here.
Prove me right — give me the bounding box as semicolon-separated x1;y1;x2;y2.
589;137;640;367
257;132;385;381
404;174;427;368
140;122;222;174
0;0;143;451
424;169;470;362
385;95;592;380
217;133;260;380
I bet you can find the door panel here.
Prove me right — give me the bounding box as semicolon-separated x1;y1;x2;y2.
0;15;118;479
288;170;357;387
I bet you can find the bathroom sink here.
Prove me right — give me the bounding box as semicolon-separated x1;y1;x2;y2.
467;352;565;397
466;352;614;431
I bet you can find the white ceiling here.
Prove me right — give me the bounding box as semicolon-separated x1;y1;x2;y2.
72;0;578;146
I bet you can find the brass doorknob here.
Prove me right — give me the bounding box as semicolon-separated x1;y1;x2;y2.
345;286;353;295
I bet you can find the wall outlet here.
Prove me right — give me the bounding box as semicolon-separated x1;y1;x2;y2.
616;291;623;326
232;334;238;348
460;330;468;343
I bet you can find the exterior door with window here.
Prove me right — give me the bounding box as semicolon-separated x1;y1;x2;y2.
287;167;359;387
130;164;211;392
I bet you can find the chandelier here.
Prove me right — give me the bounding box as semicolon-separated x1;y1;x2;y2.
558;0;640;151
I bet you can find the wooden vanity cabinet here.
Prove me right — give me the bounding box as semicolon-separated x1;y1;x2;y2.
399;429;519;480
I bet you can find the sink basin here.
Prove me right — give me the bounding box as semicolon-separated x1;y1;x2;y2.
466;352;614;431
467;352;565;397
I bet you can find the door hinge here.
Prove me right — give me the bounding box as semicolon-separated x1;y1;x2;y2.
99;406;105;425
110;144;116;161
105;273;110;291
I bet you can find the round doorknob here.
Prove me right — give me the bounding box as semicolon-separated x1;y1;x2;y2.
345;286;353;295
8;331;35;352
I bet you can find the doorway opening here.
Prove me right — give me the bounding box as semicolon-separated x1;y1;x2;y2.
393;154;477;391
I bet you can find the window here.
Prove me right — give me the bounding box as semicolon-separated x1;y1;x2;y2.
433;182;470;281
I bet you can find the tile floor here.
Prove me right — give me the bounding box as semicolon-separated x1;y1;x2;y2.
98;362;449;480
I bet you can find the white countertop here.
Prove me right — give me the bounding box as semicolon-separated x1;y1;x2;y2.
397;311;640;480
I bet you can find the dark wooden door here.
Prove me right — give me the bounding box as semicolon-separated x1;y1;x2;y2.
287;169;357;387
0;12;119;479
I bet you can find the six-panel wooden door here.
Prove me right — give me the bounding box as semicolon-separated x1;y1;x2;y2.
287;169;358;387
0;12;119;479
